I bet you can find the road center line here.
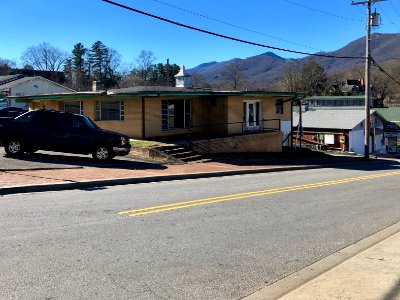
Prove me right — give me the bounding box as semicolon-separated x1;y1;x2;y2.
118;171;400;217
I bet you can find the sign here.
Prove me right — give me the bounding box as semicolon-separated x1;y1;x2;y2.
384;132;400;138
384;122;400;133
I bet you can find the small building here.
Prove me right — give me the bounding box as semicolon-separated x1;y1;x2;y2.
293;108;386;155
0;75;74;109
375;107;400;153
14;84;300;153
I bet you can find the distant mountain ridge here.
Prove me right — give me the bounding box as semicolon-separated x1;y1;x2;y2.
188;33;400;89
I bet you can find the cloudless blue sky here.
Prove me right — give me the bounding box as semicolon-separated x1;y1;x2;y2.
2;0;399;69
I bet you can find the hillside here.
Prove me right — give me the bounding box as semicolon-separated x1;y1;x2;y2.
188;33;400;89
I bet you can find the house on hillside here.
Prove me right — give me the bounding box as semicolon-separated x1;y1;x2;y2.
13;68;300;154
293;108;386;155
0;75;74;109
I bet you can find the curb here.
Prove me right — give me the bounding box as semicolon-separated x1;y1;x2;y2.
0;159;394;196
244;221;400;300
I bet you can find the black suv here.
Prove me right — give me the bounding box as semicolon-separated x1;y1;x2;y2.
0;109;131;161
0;107;28;118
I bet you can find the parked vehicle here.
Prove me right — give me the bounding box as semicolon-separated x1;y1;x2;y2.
0;107;28;118
0;109;131;161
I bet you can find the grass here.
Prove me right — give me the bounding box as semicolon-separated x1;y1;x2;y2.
129;139;163;148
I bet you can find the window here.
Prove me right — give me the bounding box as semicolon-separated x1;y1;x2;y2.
162;99;191;130
275;99;283;114
95;100;124;121
59;101;83;115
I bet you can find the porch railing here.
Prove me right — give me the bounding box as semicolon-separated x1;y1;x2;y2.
187;118;281;136
187;119;282;154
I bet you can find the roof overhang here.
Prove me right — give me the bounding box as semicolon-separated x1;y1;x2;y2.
14;90;302;103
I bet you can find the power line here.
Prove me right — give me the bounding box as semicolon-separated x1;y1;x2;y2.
283;0;364;22
150;0;324;52
371;57;400;86
101;0;365;60
376;4;400;31
389;0;400;19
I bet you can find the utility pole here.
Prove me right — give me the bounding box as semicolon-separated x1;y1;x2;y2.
352;0;384;161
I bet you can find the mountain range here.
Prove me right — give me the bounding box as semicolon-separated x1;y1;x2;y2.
188;33;400;89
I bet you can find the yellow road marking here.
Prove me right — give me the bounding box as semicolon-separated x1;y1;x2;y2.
118;171;400;217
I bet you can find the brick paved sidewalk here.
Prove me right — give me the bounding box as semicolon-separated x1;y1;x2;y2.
0;161;302;189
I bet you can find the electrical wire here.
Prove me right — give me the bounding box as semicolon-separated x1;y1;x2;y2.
371;57;400;87
376;4;400;31
150;0;324;52
283;0;364;22
101;0;365;60
389;0;400;19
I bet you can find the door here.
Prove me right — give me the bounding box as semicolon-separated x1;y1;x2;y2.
244;101;261;131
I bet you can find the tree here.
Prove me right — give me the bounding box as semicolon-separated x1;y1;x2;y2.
21;42;68;75
281;62;300;92
0;58;17;75
299;60;328;96
147;63;180;86
63;58;73;88
134;50;156;85
89;41;108;82
71;43;89;90
88;41;122;88
190;72;210;88
224;61;248;90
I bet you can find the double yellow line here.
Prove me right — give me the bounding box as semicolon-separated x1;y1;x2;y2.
118;171;400;217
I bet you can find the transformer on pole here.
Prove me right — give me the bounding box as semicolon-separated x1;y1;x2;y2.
351;0;384;161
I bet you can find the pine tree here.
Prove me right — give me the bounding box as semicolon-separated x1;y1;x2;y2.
71;43;88;90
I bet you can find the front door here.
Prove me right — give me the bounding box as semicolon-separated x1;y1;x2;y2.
244;101;261;131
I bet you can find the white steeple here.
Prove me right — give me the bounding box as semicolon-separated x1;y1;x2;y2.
175;65;192;88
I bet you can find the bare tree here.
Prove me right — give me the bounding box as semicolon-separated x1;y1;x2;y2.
224;61;248;90
280;62;300;92
21;42;68;74
0;58;17;75
134;50;156;84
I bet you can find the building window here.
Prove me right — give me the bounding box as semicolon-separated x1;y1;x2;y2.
162;99;191;130
59;101;83;115
95;100;124;121
275;99;283;114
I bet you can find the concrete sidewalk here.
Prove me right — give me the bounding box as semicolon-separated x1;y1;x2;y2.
1;153;400;300
246;222;400;300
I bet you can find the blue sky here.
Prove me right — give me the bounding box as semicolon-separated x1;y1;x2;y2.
2;0;399;69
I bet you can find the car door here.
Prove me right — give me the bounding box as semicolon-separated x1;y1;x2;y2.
33;112;70;151
62;115;92;154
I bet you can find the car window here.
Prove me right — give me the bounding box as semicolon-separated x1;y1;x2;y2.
72;116;87;129
14;111;34;123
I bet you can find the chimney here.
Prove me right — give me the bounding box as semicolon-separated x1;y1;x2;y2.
174;65;192;88
92;81;104;92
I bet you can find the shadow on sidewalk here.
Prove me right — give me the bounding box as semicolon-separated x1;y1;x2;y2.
1;152;167;171
382;277;400;300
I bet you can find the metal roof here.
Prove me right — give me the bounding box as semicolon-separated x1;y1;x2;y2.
374;107;400;125
0;76;75;92
293;109;376;130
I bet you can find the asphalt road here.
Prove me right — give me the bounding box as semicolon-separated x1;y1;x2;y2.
1;162;400;299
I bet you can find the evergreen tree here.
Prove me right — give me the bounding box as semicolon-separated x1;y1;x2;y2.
63;58;73;89
71;43;89;90
88;41;121;88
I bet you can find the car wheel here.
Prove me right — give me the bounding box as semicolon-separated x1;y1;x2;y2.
92;145;113;161
5;138;24;156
